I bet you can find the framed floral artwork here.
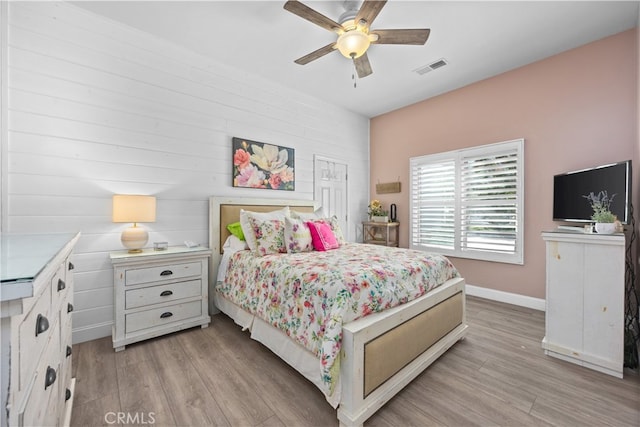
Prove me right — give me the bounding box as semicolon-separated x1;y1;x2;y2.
232;137;295;191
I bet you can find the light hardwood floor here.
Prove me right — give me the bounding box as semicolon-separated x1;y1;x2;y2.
71;296;640;426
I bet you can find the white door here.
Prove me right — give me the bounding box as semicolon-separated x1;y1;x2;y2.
314;156;348;239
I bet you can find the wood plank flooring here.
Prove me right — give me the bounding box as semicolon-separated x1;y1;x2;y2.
71;297;640;426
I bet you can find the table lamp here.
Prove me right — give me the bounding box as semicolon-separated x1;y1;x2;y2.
112;195;156;253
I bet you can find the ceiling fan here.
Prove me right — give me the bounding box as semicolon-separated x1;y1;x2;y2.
283;0;430;79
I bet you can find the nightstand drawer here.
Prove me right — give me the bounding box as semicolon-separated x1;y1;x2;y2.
125;300;202;334
125;280;202;309
125;261;202;286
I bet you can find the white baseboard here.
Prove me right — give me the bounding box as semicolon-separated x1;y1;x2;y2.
466;284;546;311
72;322;112;345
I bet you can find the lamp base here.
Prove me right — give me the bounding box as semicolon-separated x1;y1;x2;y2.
121;225;149;253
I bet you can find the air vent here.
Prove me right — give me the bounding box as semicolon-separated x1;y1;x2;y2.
413;58;448;75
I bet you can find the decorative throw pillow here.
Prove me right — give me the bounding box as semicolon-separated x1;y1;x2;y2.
324;215;346;245
226;221;245;241
292;210;346;244
284;217;313;253
305;216;345;245
240;207;290;252
248;216;286;256
306;220;339;251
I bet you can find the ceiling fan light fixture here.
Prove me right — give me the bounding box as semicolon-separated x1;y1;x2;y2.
336;30;370;59
284;0;431;79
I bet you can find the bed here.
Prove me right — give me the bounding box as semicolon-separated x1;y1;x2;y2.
209;196;467;427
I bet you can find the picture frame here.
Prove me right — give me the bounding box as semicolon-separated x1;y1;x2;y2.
232;137;295;191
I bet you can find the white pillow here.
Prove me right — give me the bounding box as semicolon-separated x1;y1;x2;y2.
222;234;248;253
240;207;290;252
218;235;248;282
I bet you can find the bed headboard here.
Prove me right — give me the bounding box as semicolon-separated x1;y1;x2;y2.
208;196;317;312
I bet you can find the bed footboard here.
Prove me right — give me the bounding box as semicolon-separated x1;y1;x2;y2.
338;277;467;427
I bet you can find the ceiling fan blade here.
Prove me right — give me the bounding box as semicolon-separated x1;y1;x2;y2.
354;53;373;78
371;29;431;45
355;0;387;28
284;0;342;33
294;43;337;65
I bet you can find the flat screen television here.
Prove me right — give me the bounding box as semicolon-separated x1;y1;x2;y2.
553;160;632;224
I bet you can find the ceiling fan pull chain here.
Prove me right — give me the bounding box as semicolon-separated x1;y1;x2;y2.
352;58;358;88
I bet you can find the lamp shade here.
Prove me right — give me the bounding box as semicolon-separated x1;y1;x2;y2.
112;195;156;223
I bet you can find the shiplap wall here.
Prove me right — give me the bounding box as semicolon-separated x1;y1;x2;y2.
4;2;370;343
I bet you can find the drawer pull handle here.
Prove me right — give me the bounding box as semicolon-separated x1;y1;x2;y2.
160;270;173;276
36;314;49;336
65;388;72;401
66;345;72;357
160;290;173;297
68;262;75;271
160;312;173;319
45;366;56;389
57;279;66;292
68;303;74;313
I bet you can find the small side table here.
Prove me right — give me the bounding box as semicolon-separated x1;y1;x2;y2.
110;246;212;351
362;221;399;247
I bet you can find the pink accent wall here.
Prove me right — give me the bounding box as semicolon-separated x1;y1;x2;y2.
370;29;638;299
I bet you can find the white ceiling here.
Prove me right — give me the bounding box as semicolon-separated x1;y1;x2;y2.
73;1;639;118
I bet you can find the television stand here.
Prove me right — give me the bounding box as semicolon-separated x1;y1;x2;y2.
541;232;624;377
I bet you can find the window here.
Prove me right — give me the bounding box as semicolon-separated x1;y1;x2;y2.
410;139;524;264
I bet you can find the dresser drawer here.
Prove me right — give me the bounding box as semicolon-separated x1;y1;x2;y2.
59;333;73;426
125;300;202;334
125;261;202;286
50;262;68;317
19;326;61;427
18;287;53;391
60;293;74;337
125;279;202;309
60;317;73;384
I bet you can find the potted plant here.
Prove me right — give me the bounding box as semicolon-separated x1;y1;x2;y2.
583;190;617;234
368;199;389;222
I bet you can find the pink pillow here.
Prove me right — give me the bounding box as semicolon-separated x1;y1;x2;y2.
306;221;339;251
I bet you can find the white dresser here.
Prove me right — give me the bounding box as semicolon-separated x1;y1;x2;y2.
1;233;80;427
110;246;211;351
541;231;625;378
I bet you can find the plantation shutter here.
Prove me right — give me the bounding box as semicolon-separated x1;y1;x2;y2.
460;147;519;255
409;139;523;265
410;157;456;250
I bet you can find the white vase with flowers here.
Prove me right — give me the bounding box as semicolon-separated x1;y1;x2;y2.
583;190;618;234
368;199;389;223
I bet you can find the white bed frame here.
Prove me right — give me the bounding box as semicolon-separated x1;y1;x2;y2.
209;196;467;427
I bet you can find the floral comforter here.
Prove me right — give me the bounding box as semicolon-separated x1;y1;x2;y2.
216;242;459;397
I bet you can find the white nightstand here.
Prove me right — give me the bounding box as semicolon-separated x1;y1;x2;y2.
110;246;212;351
